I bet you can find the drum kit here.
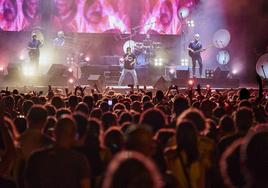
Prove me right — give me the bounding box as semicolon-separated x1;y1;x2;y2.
133;39;162;66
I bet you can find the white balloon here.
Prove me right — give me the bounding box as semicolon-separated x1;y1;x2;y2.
123;40;136;53
177;7;190;19
213;29;231;49
256;53;268;78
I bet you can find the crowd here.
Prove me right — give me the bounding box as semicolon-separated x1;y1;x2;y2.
0;77;268;188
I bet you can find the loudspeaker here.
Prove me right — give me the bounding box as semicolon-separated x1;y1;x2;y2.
154;76;170;90
47;64;67;76
176;66;190;78
47;64;68;85
214;67;229;80
6;63;21;80
88;75;104;89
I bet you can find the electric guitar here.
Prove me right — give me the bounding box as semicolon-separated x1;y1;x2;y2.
28;47;40;58
187;44;213;58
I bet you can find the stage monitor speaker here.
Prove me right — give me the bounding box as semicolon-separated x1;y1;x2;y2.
47;64;68;85
214;67;229;80
47;64;67;77
176;66;190;79
6;63;21;80
88;75;104;89
154;76;170;90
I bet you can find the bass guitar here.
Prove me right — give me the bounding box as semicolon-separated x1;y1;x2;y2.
187;44;213;58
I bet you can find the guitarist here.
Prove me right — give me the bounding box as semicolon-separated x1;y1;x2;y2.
188;34;203;78
28;33;43;71
118;47;138;86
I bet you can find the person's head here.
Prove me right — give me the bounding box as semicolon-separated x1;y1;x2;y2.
143;101;154;111
239;88;250;100
55;115;77;148
27;105;48;129
131;101;142;113
22;0;40;21
43;116;57;137
200;99;216;118
73;112;88;140
176;120;199;165
125;127;155;157
142;95;151;104
155;128;175;148
234;107;254;133
3;95;15;111
51;96;65;109
54;0;75;16
104;127;124;155
3;0;17;22
57;30;64;38
139;108;167;134
100;101;109;113
102;151;163;188
22;100;34;115
155;90;164;102
118;112;132;125
219;115;235;134
241;126;268;187
213;106;226;119
14;116;28;134
194;34;200;41
177;108;206;133
75;102;90;116
173;96;189;116
83;95;94;112
45;104;56;116
102;112;117;131
126;47;131;54
84;0;103;24
90;108;103;120
56;108;71;119
159;0;173;26
68;95;78;110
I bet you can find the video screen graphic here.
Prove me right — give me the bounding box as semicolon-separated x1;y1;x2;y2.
0;0;196;34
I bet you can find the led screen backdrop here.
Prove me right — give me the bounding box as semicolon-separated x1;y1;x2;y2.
0;0;196;34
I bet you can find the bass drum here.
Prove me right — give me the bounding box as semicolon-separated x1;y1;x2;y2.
136;53;149;68
256;53;268;78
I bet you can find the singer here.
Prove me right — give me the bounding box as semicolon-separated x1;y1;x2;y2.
118;47;138;86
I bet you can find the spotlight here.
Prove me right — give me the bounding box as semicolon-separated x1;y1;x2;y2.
232;69;237;74
22;64;35;76
187;20;195;27
19;55;25;61
0;67;4;71
85;57;90;62
68;78;74;84
188;79;194;86
169;69;175;74
181;58;189;66
68;67;73;72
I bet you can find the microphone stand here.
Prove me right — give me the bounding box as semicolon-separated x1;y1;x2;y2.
261;65;267;79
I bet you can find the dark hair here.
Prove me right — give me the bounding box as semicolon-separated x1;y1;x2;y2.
102;151;163;188
139;108;167;134
176;120;199;166
234;107;253;132
27;105;48;126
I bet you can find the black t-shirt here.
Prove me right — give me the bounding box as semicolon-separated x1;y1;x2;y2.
123;53;136;70
25;147;90;188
